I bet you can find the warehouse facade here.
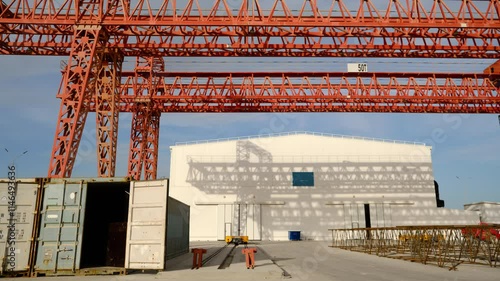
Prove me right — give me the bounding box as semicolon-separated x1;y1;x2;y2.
464;202;500;224
169;132;478;241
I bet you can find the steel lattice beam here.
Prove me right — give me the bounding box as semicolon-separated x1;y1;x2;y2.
1;0;500;58
110;71;500;113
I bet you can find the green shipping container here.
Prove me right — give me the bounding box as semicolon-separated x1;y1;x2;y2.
35;178;184;275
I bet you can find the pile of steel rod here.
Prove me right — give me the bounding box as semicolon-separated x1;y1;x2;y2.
329;225;500;269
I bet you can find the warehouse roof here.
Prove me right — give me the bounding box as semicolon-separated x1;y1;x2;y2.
173;131;427;147
464;202;500;207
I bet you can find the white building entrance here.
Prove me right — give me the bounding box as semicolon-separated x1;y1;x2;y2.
217;204;262;241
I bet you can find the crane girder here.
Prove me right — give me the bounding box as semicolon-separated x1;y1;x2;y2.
1;0;500;58
90;71;500;114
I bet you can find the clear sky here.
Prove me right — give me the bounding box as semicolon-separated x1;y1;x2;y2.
0;56;499;210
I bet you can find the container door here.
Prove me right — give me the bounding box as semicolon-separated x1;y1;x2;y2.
0;179;39;273
35;181;86;272
125;180;169;270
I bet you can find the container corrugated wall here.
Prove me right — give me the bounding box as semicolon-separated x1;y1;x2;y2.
125;180;169;270
35;179;87;273
166;197;190;260
0;178;43;276
0;177;192;275
34;178;130;275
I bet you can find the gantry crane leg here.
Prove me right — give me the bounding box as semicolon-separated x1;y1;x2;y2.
127;109;161;180
128;110;148;180
127;57;164;180
143;112;160;180
48;26;106;178
95;47;123;177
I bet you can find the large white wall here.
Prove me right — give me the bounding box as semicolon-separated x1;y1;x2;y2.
464;202;500;224
169;133;478;241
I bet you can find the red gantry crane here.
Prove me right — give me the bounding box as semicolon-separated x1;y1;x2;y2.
0;0;499;180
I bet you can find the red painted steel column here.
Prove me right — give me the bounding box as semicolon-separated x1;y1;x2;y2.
48;26;105;178
128;110;149;180
127;57;164;180
143;112;160;180
95;47;123;177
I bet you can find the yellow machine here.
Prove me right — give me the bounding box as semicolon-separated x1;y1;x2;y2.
225;236;249;245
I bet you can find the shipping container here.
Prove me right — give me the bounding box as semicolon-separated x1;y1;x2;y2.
166;197;190;260
124;181;190;269
34;178;131;275
125;180;168;270
34;178;189;275
0;178;44;277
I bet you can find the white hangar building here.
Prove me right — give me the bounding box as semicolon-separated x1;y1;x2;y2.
168;132;479;241
464;202;500;224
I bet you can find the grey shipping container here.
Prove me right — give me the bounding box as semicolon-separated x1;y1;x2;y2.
166;197;190;260
125;180;169;270
35;178;189;275
34;178;130;275
124;180;190;270
0;178;44;276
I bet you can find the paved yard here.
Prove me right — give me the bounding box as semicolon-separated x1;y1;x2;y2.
4;241;498;281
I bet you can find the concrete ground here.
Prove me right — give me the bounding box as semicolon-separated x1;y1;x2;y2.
3;241;498;281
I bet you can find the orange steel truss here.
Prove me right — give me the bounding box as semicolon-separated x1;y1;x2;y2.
1;0;500;58
115;72;500;113
95;47;123;178
1;0;500;178
49;26;105;178
127;57;164;180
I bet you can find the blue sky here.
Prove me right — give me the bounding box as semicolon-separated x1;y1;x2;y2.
0;56;499;209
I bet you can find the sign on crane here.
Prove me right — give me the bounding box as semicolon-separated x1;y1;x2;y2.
347;63;368;73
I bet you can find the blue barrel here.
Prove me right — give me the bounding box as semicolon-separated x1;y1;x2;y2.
288;231;301;241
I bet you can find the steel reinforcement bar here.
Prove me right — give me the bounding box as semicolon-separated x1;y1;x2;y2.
329;225;500;269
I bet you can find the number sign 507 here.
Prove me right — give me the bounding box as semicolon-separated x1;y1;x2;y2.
357;63;368;72
347;63;368;73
